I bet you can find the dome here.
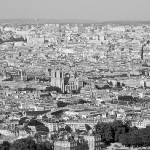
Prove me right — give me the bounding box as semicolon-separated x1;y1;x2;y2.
35;126;49;135
27;119;49;135
27;119;44;126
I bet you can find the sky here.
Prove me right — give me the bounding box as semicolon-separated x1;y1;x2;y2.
0;0;150;21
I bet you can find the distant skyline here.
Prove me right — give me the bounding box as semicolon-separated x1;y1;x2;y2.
0;0;150;21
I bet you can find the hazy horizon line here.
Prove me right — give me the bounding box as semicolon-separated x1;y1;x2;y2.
1;18;150;22
1;19;150;24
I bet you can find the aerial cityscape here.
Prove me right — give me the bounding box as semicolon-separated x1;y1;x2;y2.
1;0;150;150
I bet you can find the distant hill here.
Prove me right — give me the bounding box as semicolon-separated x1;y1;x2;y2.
102;21;150;25
0;19;100;24
0;19;150;25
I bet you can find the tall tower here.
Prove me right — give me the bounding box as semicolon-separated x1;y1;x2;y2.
35;16;39;28
141;40;150;60
141;44;144;60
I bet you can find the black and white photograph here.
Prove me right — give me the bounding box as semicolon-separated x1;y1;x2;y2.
0;0;150;149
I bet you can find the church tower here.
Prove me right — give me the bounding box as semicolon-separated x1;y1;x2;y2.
51;69;65;93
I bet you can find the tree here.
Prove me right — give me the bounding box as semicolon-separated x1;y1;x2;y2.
57;101;69;108
36;141;54;150
85;124;92;131
42;141;53;150
139;128;150;147
34;133;42;143
95;122;113;143
65;125;72;133
10;137;54;150
95;120;132;144
133;134;143;147
119;133;131;147
78;99;87;104
119;126;150;148
0;141;11;150
10;137;37;150
129;126;138;132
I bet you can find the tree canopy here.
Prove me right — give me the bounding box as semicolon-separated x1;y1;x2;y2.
0;137;54;150
95;120;131;144
57;101;70;108
95;120;150;148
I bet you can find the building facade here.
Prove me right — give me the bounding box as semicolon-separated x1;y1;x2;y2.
54;140;77;150
84;135;101;150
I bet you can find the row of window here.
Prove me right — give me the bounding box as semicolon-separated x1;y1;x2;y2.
65;85;77;91
95;147;101;150
52;72;63;78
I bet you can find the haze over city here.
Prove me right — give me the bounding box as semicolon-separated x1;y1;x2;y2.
1;0;150;150
0;0;150;21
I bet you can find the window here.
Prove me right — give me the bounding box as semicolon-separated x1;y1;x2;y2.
55;72;57;78
60;72;62;78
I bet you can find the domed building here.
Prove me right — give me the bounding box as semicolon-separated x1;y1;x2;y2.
27;119;49;135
